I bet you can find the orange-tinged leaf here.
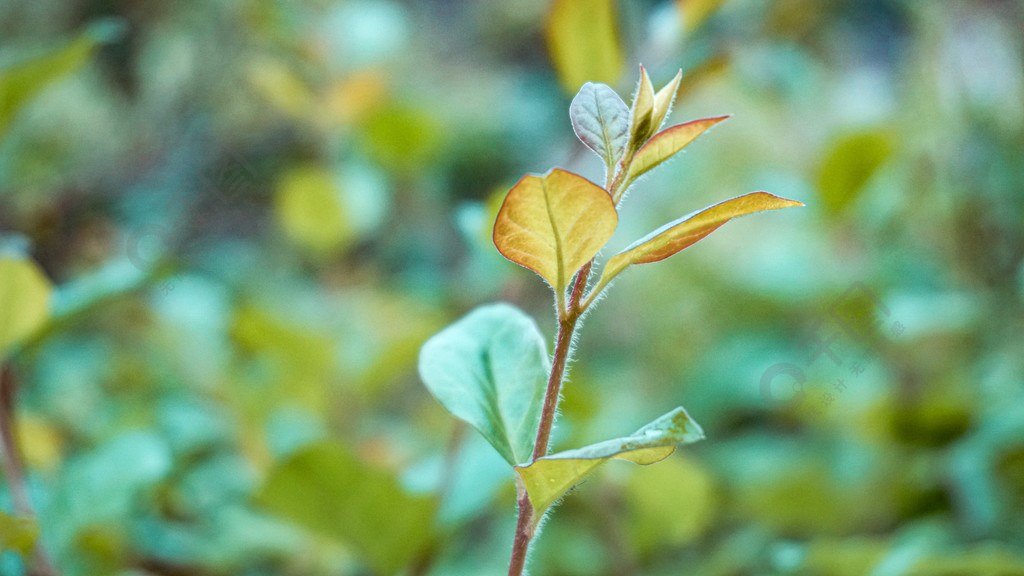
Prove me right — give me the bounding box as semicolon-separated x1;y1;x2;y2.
597;192;802;287
626;116;730;184
494;169;617;292
546;0;624;94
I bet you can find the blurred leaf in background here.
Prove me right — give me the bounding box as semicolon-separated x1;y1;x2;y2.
257;440;436;575
546;0;624;93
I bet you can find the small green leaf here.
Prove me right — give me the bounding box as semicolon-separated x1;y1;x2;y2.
418;304;549;466
0;257;53;358
546;0;624;93
493;169;617;293
514;407;704;523
570;82;630;172
257;441;435;575
0;510;38;556
595;192;802;293
626;116;729;185
818;130;893;213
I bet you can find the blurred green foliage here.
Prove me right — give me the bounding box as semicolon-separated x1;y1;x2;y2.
1;0;1023;574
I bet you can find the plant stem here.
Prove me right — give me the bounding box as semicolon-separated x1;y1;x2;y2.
507;489;534;576
507;157;631;574
507;261;594;575
0;364;59;576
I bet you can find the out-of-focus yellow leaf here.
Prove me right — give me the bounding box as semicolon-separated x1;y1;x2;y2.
546;0;624;94
258;441;436;575
818;130;893;214
514;407;704;526
18;414;63;471
248;57;314;119
0;257;53;358
0;510;38;556
0;33;100;140
275;165;352;254
625;116;729;186
595;192;802;292
493;169;617;292
361;104;442;172
625;455;716;556
678;0;729;32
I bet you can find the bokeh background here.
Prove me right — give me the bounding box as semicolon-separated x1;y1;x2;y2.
2;0;1023;574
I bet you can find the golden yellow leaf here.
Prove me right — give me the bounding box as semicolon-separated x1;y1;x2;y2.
546;0;624;94
493;169;617;292
626;116;730;186
596;192;803;289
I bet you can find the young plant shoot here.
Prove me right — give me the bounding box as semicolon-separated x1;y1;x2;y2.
418;65;802;575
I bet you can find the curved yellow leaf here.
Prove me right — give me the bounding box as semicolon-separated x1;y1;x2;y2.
626;116;730;184
493;169;617;292
597;192;803;288
546;0;624;94
514;407;704;525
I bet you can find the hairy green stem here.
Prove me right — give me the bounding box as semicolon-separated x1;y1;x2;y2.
507;143;637;574
507;261;593;575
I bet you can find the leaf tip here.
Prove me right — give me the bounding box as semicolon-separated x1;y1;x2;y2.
751;191;805;208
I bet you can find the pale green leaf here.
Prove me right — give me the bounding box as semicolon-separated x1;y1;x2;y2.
493;169;617;293
514;407;704;523
0;257;53;358
257;441;436;575
546;0;624;94
570;82;630;171
418;304;549;466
